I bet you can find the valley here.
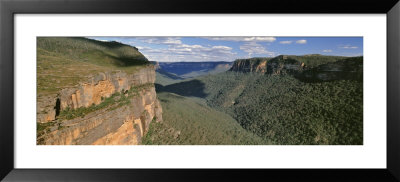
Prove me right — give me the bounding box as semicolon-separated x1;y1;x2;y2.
153;61;232;79
36;37;363;145
149;54;363;145
143;92;270;145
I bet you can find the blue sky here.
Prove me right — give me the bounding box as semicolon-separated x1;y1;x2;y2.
88;37;363;62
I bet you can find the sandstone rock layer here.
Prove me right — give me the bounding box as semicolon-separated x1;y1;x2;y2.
37;66;163;145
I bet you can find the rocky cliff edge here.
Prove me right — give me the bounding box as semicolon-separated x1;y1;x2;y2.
37;65;163;145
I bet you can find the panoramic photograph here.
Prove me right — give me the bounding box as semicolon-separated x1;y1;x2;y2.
36;36;363;145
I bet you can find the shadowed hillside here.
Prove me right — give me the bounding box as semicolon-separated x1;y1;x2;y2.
155;79;208;98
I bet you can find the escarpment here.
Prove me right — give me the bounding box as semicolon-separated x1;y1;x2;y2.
229;57;270;73
229;56;304;74
298;57;363;82
37;66;163;145
58;67;156;110
229;55;363;82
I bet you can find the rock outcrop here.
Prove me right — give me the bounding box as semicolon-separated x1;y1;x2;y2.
229;55;363;82
58;67;156;111
37;65;163;145
229;56;304;74
37;94;58;123
229;57;270;73
151;61;161;70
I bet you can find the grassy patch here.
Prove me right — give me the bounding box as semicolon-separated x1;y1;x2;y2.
37;121;57;140
141;117;158;145
37;37;151;95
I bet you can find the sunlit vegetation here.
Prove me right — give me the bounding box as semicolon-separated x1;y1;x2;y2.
37;37;151;95
37;121;56;138
37;37;148;66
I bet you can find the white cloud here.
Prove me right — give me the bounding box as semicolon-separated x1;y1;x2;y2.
88;37;237;62
212;45;233;50
296;39;307;44
138;37;182;45
177;44;203;49
205;37;276;42
339;45;358;49
239;42;275;57
139;43;237;62
279;41;292;44
322;49;332;53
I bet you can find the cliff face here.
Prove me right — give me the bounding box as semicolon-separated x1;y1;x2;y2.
229;58;270;73
298;57;363;82
229;55;363;82
229;56;304;74
37;66;163;145
58;67;156;110
37;94;58;123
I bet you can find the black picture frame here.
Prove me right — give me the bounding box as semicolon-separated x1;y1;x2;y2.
1;0;399;181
